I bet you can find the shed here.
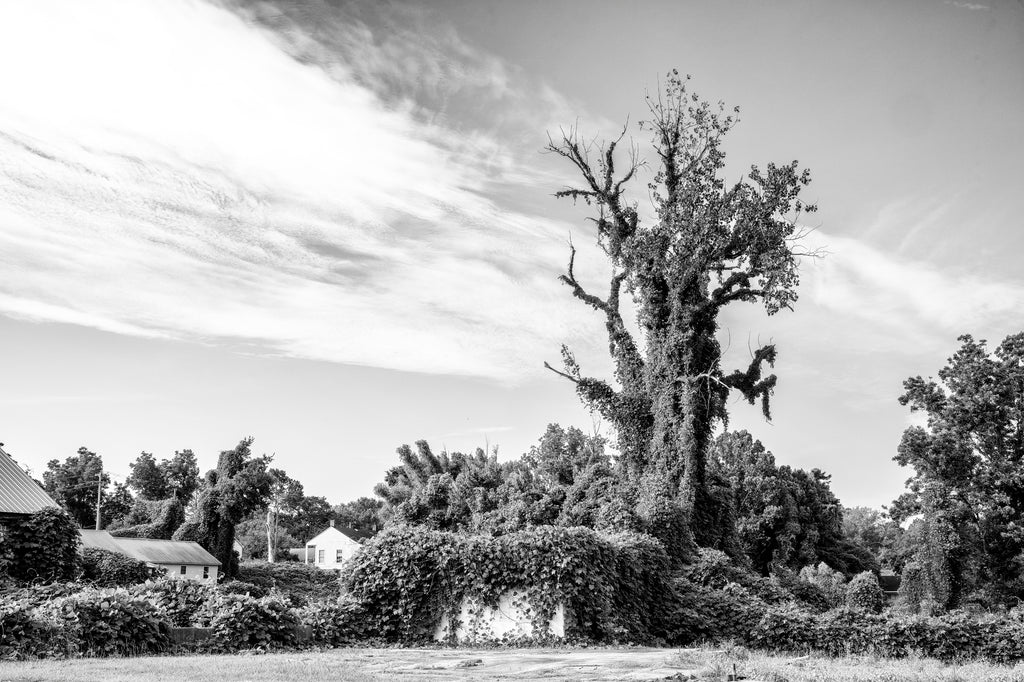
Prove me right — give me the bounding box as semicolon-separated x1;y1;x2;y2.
80;530;221;582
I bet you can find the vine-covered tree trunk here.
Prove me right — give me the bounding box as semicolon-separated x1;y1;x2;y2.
547;71;815;561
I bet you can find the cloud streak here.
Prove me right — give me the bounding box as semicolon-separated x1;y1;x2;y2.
0;0;603;382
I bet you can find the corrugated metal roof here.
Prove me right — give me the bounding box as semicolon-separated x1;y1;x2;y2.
79;530;221;566
0;445;61;516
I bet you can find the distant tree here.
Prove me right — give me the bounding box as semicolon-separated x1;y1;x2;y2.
103;482;136;527
127;451;168;499
126;449;200;504
235;514;300;561
289;495;336;542
173;437;273;579
162;449;200;504
892;332;1024;608
544;71;817;559
43;447;109;528
265;468;304;563
333;497;382;535
710;431;873;575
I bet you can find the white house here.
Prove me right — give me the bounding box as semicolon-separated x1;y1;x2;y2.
80;529;221;582
304;521;363;570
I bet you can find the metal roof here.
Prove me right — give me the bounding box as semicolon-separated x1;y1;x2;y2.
79;530;221;566
0;445;61;516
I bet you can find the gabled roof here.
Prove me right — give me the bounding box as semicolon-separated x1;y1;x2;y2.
306;525;363;546
0;445;61;516
80;530;221;566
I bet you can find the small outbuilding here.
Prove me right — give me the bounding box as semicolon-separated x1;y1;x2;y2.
80;530;221;582
304;521;365;570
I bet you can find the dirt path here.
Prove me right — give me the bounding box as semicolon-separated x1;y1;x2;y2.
337;647;693;680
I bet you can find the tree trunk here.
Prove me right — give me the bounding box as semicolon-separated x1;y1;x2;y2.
266;508;277;563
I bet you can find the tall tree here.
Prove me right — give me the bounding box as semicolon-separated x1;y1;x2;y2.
545;71;815;558
173;437;272;578
892;332;1024;608
43;447;109;528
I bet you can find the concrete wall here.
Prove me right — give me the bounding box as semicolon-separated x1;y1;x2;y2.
154;563;219;582
433;590;565;643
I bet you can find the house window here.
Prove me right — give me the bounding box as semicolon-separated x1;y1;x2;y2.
203;566;210;579
180;565;187;575
336;549;344;563
318;549;325;563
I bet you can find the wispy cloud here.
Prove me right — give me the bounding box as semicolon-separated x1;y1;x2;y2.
0;0;602;382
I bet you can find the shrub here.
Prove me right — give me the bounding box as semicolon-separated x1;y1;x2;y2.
798;562;846;608
237;561;339;606
846;570;883;613
218;579;269;599
131;578;216;626
202;593;299;652
297;596;367;646
0;597;71;660
38;587;171;656
0;508;80;583
749;602;817;652
80;548;156;587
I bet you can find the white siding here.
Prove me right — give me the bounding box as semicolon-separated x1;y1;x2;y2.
305;527;361;570
154;563;219;582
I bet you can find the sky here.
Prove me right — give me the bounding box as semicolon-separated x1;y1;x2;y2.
0;0;1022;511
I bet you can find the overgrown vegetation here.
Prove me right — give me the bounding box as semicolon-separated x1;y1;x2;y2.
0;508;80;583
343;525;675;644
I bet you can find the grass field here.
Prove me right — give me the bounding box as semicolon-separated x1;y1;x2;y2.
3;646;1024;682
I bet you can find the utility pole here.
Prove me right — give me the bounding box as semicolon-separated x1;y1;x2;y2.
95;470;103;530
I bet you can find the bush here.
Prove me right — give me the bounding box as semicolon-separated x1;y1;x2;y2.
297;597;367;646
202;593;300;652
846;570;883;613
131;578;216;626
237;561;339;606
798;562;847;608
0;596;71;660
80;548;156;587
343;525;675;644
38;587;171;656
0;508;80;583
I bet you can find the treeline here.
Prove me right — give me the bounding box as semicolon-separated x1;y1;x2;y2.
40;438;383;579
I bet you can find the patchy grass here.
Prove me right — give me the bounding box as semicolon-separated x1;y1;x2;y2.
3;646;1024;681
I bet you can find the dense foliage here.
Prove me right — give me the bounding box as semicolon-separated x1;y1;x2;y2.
37;587;171;657
0;508;80;583
710;431;876;575
891;332;1024;609
42;447;108;528
545;71;816;559
237;560;340;606
80;548;155;587
343;525;675;644
374;425;636;535
126;449;200;504
173;437;272;579
108;497;185;539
